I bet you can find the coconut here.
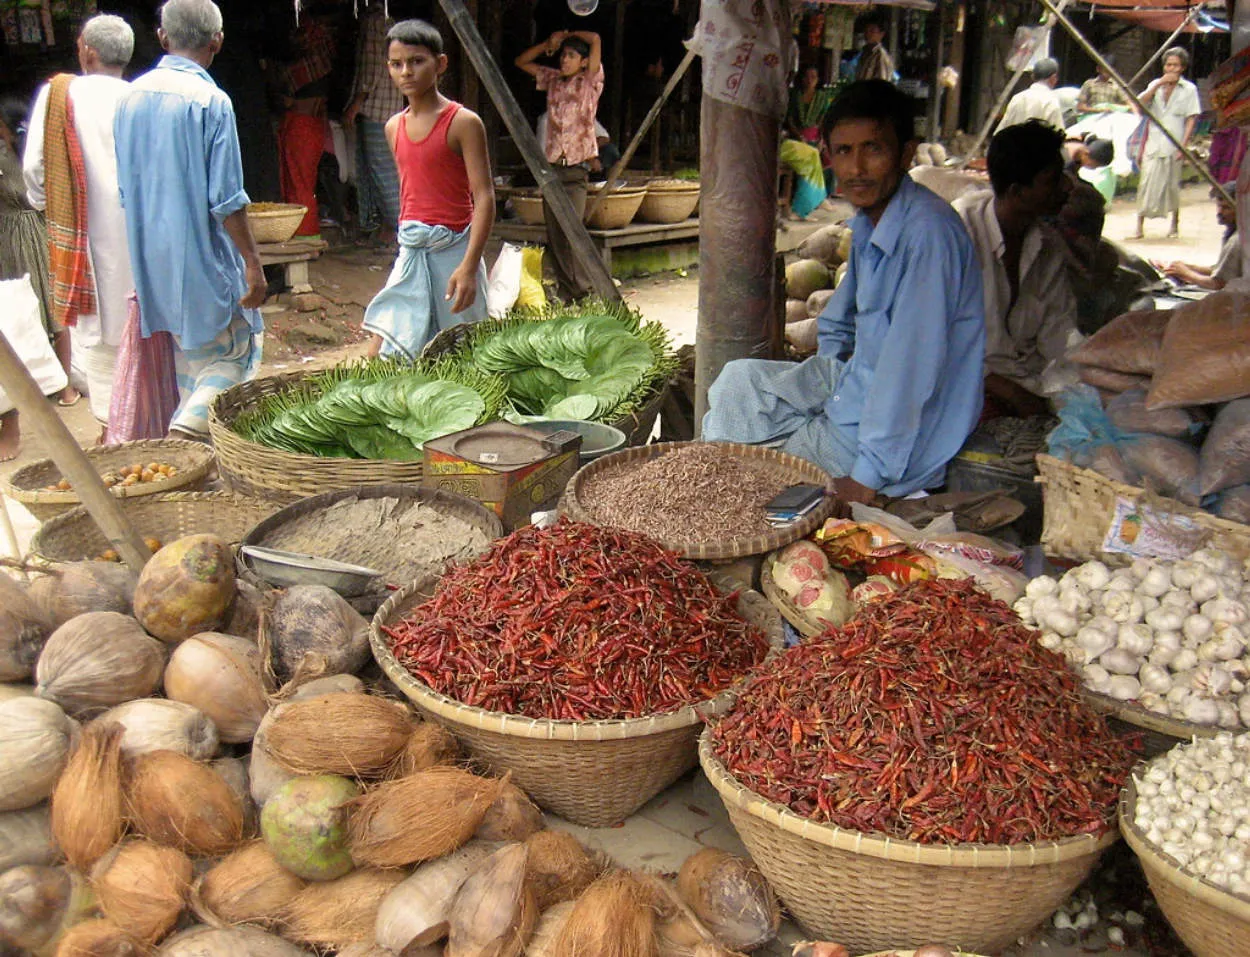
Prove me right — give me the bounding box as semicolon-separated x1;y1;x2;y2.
29;563;137;628
675;848;780;951
446;842;535;957
523;830;606;911
94;698;219;760
261;585;370;690
259;775;359;881
524;901;576;957
53;919;144;957
190;840;306;928
0;682;35;701
221;580;262;641
133;535;236;643
280;868;406;950
348;767;505;868
643;874;733;957
807;288;836;318
164;633;266;743
0;803;56;870
0;864;93;953
263;692;413;778
551;870;658;957
387;721;459;778
0;574;51;682
0;696;76;811
158;925;312;957
92;840;192;944
475;782;543;842
51;723;125;870
796;223;847;266
784;259;831;301
248;707;293;808
784;299;808;325
35;612;166;717
210;757;258;838
126;750;244;857
375;840;499;951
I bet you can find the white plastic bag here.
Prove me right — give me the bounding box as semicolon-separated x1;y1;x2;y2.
0;275;67;415
485;243;523;319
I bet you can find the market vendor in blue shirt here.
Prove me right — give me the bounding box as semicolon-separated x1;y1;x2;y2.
113;0;267;440
702;81;985;505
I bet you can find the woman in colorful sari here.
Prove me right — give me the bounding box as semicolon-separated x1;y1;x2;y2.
781;66;833;219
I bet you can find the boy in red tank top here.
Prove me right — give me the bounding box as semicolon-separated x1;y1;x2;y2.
361;19;495;360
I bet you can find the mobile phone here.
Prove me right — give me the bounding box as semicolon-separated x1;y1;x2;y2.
764;483;825;516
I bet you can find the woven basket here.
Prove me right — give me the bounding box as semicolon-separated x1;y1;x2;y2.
510;191;546;225
1121;778;1250;957
637;185;700;224
29;492;276;564
208;373;429;503
585;186;646;229
759;552;827;638
1037;454;1250;565
562;441;837;561
371;577;784;827
700;733;1116;952
4;439;215;521
1081;688;1221;758
246;203;307;243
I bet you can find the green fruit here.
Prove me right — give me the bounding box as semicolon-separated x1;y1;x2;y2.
260;775;360;881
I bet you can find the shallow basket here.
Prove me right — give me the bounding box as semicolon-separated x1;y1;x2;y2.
1037;454;1250;565
371;576;783;827
246;203;307;243
4;439;216;521
584;185;646;229
1081;687;1221;758
510;191;546;226
636;185;700;224
208;373;429;503
1121;777;1250;957
562;441;837;561
29;491;276;564
700;733;1117;953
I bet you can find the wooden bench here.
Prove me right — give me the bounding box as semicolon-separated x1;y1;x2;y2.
491;219;700;272
257;239;328;294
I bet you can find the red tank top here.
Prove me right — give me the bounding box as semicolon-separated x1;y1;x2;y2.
395;101;474;231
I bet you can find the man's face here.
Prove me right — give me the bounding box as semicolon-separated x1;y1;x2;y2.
387;41;444;96
1017;160;1071;218
1162;55;1185;83
828;118;913;221
559;47;587;77
864;24;884;45
1217;198;1237;229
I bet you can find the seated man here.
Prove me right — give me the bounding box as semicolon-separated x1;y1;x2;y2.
953;120;1078;420
702;81;985;505
1155;184;1241;290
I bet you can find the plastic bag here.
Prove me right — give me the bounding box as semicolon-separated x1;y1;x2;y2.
485;242;522;318
1069;309;1169;375
1120;435;1202;505
1078;366;1151;393
918;546;1028;606
1199;398;1250;495
1048;385;1120;466
0;275;68;415
1216;484;1250;524
1148;291;1250;409
516;245;547;310
104;294;179;442
1106;389;1202;439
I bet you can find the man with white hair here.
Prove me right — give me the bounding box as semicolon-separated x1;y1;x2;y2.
24;14;136;437
113;0;266;440
997;58;1065;133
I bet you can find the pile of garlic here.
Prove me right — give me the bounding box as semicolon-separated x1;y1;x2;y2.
1015;549;1250;727
1132;732;1250;898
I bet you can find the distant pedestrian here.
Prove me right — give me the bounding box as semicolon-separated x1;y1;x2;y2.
1134;47;1200;239
997;58;1064;133
854;13;895;83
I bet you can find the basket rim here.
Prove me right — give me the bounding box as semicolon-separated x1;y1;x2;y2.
1119;774;1250;921
759;551;828;639
699;730;1118;867
246;203;308;218
3;439;215;505
1081;687;1223;742
564;441;837;561
370;574;784;742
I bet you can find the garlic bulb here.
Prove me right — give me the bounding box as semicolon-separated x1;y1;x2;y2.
0;697;76;811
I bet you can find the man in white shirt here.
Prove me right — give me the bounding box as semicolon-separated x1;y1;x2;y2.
953;120;1079;419
997;58;1065;133
24;14;135;436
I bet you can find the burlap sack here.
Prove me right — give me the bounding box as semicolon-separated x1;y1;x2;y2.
1147;291;1250;409
1068;309;1170;375
1200;398;1250;495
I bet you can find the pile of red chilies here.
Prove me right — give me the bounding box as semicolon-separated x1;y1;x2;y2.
712;578;1137;845
383;520;769;721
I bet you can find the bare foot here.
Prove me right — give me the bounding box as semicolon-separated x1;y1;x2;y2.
57;387;82;407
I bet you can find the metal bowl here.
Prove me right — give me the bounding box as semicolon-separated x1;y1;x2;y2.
239;545;381;597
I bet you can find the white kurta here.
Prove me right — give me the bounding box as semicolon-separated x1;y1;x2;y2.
997;82;1065;133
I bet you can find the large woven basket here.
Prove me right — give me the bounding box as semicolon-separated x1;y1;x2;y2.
562;441;837;561
371;577;783;827
1081;688;1221;758
1037;454;1250;565
246;203;307;243
700;733;1116;952
585;185;646;229
29;491;276;564
637;183;700;224
4;439;215;522
1120;777;1250;957
208;373;429;503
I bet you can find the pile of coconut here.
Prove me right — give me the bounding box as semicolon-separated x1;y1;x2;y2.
0;534;782;957
783;224;852;356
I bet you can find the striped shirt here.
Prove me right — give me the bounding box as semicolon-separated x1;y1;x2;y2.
352;7;406;123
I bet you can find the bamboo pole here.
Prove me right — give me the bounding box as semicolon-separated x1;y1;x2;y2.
0;330;149;570
436;0;621;302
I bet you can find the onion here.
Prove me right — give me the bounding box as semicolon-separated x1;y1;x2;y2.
0;696;76;811
94;698;218;760
0;803;56;870
0;864;93;953
164;633;267;743
35;612;166;716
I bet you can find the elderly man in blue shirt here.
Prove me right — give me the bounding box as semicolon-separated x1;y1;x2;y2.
703;81;985;506
114;0;266;440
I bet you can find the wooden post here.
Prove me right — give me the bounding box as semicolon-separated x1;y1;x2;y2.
927;3;946;142
437;0;622;302
943;3;966;137
460;0;480;113
610;0;628;144
0;331;149;571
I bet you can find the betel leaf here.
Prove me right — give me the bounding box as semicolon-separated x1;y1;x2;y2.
345;424;422;460
545;394;600;420
385;380;485;449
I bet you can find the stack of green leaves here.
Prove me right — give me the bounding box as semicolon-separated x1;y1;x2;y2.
232;357;508;460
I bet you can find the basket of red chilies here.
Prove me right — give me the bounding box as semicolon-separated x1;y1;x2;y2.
370;518;783;827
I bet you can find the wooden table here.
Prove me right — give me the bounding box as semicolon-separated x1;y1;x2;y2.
491;219;700;272
257;239;329;294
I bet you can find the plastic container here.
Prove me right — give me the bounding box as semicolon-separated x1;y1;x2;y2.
526;419;627;463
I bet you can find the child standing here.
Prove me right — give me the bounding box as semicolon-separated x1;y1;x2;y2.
515;30;603;303
362;19;494;360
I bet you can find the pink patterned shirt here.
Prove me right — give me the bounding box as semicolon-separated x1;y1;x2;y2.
534;64;604;166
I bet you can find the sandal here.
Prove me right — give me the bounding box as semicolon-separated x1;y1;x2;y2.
57;390;82;407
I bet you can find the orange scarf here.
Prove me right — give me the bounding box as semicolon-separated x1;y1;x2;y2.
43;73;94;327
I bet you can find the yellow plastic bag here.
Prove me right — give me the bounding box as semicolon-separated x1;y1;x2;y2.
516;245;547;310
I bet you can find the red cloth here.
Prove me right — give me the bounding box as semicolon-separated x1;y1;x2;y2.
105;294;179;442
278;112;326;236
395;102;473;231
43;73;94;327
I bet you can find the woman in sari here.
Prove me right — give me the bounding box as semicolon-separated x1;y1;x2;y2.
782;66;834;218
